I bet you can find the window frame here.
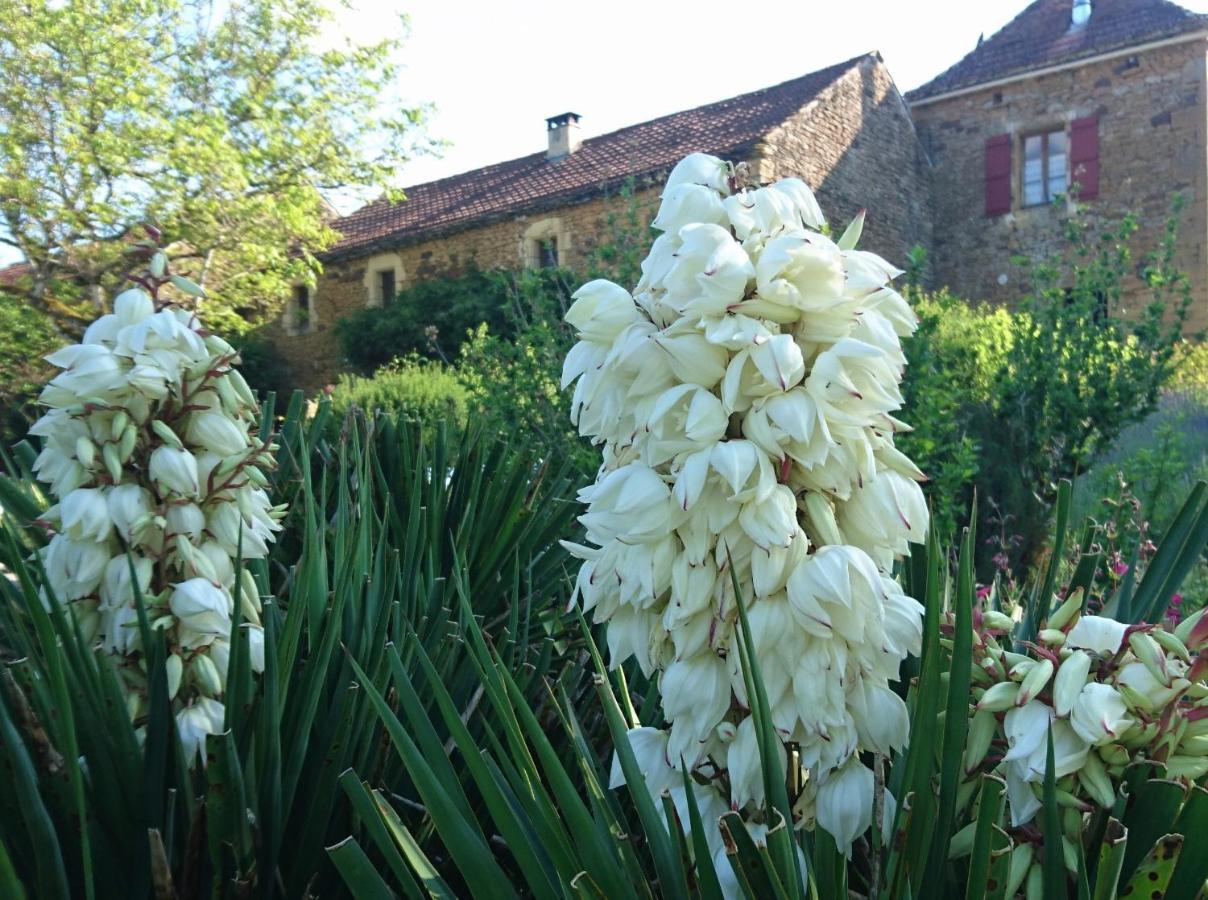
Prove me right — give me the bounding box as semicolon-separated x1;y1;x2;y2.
1020;127;1069;208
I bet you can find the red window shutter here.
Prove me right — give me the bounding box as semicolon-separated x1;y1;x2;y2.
984;134;1012;216
1070;115;1100;200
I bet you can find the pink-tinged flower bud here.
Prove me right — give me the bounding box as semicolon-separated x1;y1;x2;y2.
1053;650;1091;717
977;682;1020;712
1078;748;1116;808
1016;659;1054;706
1129;631;1171;687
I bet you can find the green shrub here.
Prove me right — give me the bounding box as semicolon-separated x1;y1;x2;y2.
328;356;471;431
334;266;577;372
0;291;60;451
972;205;1192;564
1169;340;1208;401
899;205;1192;568
453;269;597;480
899;289;1012;539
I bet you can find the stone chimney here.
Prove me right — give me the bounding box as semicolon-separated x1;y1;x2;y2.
1071;0;1092;28
546;112;582;160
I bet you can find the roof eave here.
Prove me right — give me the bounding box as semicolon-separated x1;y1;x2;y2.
909;28;1208;108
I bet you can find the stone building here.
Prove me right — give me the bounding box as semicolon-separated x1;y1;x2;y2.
270;53;930;389
908;0;1208;320
269;0;1208;388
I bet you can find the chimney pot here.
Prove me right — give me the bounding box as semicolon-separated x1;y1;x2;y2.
1071;0;1092;28
546;112;582;160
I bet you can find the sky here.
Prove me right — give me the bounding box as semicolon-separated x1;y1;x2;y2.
5;0;1208;267
373;0;1208;190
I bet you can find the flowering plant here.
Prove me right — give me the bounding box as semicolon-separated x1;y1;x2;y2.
562;153;928;862
956;595;1208;892
29;232;283;762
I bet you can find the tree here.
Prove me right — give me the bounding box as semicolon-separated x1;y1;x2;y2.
0;0;430;334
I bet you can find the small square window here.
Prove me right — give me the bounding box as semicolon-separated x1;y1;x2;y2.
1022;128;1068;207
378;269;396;304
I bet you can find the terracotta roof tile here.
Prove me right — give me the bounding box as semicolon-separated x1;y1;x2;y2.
908;0;1207;102
0;261;31;286
325;54;871;260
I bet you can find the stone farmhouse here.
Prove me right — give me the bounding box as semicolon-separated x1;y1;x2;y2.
267;0;1208;389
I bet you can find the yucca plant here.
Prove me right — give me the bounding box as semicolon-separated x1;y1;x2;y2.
0;397;585;899
320;480;1208;900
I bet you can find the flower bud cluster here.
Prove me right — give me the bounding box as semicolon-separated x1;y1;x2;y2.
956;596;1208;883
29;245;284;762
563;154;928;854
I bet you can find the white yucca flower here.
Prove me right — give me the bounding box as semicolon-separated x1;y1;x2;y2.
563;154;928;858
29;241;284;765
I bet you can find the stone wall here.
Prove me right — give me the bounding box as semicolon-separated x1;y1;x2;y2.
266;187;660;391
755;54;934;271
911;38;1208;334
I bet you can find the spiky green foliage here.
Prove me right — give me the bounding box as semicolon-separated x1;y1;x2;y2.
2;395;1207;898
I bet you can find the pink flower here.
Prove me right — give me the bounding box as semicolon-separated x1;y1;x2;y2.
976;585;991;601
1112;561;1129;577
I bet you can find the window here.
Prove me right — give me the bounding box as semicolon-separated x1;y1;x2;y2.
537;237;559;268
361;253;404;306
286;283;314;335
1022;129;1067;206
377;269;396;304
523;219;568;269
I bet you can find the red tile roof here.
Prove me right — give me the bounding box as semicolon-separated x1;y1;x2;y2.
908;0;1207;102
0;260;31;286
325;54;872;261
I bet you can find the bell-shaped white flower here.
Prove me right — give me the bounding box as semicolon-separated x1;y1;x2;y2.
186;411;249;457
1069;683;1133;746
149;447;200;497
849;681;910;755
608;726;681;799
1066;615;1129;655
754;232;846;313
663;152;730;193
59;487;113;543
99;554;153;610
652;182;727;234
176;697;225;765
42;535;111;601
662;652;731;765
663;223;754;318
816;758;874;857
836;469;928;569
565;279;643;344
170;578;231;647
